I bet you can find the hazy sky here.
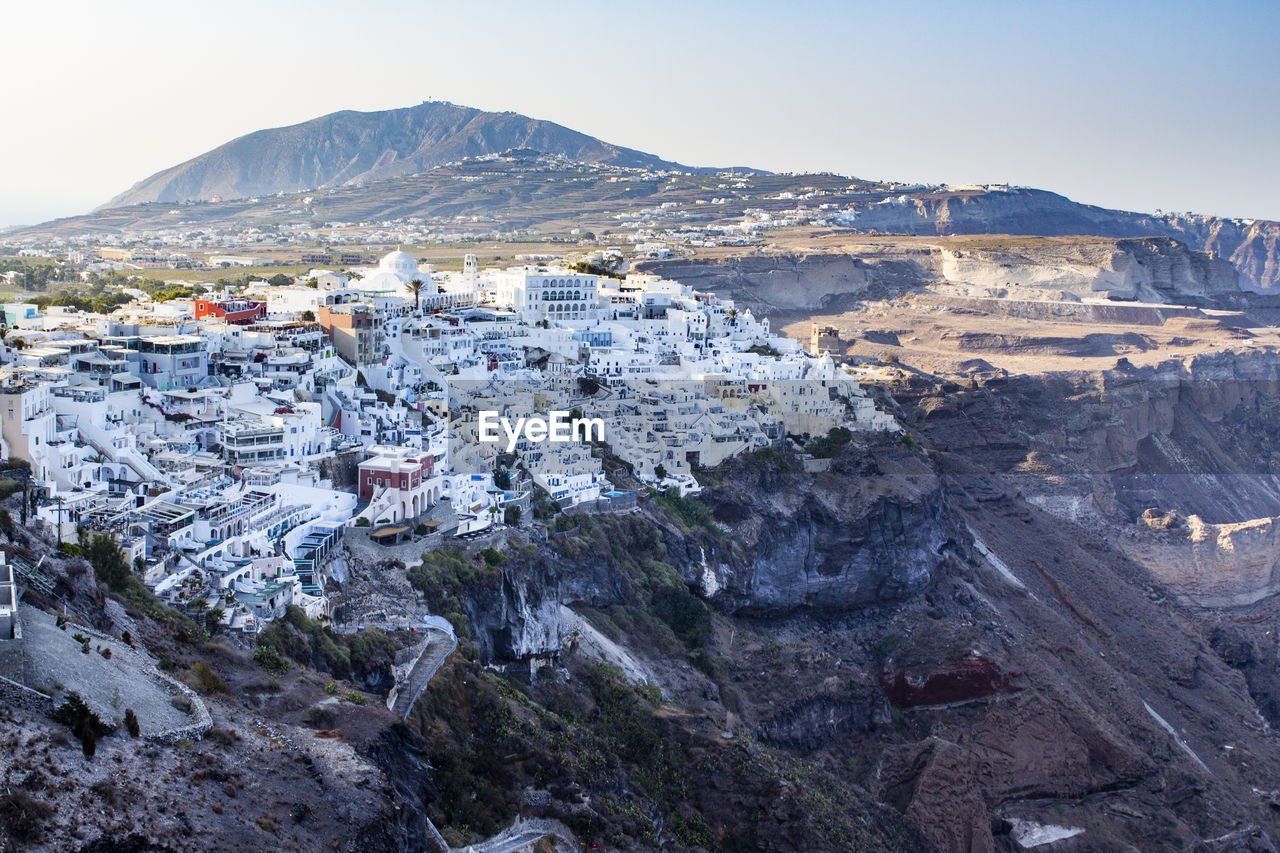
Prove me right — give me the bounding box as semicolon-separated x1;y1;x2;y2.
2;0;1277;227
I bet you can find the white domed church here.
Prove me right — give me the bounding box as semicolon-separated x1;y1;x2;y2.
355;249;429;296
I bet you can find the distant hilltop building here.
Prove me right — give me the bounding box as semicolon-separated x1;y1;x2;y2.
810;323;842;357
209;255;276;268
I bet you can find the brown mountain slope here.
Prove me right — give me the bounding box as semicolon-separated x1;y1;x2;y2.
100;101;693;209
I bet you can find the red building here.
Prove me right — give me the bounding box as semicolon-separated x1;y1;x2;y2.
357;448;435;501
195;299;267;325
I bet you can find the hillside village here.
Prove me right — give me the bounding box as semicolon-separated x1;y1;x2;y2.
0;247;896;640
1;152;937;262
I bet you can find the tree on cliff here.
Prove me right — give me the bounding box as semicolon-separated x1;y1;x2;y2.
85;533;130;592
52;692;106;757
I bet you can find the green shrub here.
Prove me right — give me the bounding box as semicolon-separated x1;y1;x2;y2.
190;660;228;694
654;488;712;529
407;550;482;613
355;517;371;527
253;645;288;675
649;584;711;650
807;426;853;459
347;628;399;676
636;683;663;705
84;533;130;591
257;606;351;679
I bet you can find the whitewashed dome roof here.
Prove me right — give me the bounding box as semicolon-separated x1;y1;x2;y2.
379;250;420;281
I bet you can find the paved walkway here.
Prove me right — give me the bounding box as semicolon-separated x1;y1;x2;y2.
462;817;578;853
389;618;457;719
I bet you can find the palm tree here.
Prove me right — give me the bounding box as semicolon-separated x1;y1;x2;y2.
727;307;739;327
406;279;424;313
87;451;108;486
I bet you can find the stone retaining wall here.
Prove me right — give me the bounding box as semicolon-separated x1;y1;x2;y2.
0;672;53;716
146;667;213;744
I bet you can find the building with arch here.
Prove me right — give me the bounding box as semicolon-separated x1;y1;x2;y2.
493;267;599;324
357;445;443;523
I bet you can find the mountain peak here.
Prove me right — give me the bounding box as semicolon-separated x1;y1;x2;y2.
99;101;691;210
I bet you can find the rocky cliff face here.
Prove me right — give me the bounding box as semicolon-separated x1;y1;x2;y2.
315;337;1280;853
856;362;1280;850
698;446;956;616
894;346;1280;612
448;394;1280;850
938;237;1242;302
463;545;623;661
639;236;1244;315
1123;510;1280;607
460;437;958;663
929;351;1280;525
636;252;930;313
839;186;1280;292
